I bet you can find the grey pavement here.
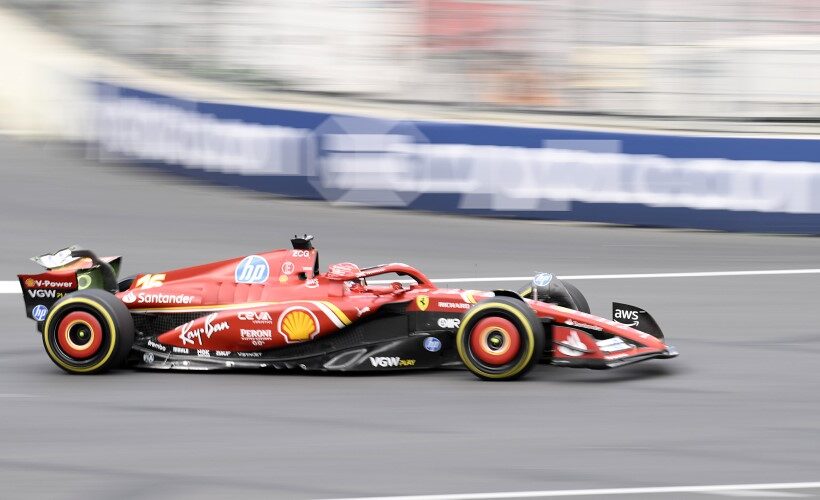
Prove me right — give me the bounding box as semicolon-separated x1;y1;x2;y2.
0;137;818;500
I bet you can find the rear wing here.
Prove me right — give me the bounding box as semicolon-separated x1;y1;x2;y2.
18;247;122;323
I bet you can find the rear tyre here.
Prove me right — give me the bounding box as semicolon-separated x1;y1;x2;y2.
564;281;591;314
42;289;134;374
456;297;545;380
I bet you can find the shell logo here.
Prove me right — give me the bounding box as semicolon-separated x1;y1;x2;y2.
277;306;320;343
24;278;35;288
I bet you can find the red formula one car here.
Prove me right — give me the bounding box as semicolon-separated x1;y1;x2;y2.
18;237;677;380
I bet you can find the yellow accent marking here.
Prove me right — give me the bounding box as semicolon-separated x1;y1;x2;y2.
321;301;352;325
456;302;537;379
43;297;117;373
131;300;354;329
135;273;166;289
520;287;532;298
278;275;288;283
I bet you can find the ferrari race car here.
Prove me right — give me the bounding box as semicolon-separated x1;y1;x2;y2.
18;237;678;380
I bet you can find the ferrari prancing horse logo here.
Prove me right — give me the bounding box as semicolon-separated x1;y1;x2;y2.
416;295;429;311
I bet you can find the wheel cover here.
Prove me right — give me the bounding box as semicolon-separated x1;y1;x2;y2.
56;311;103;360
469;316;521;366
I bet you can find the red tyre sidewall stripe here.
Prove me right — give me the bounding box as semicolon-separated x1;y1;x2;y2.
469;316;521;366
56;311;104;359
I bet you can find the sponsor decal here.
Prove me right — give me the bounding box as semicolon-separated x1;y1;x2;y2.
147;339;167;352
172;346;190;354
32;304;48;321
235;255;270;284
237;311;273;323
178;313;230;346
277;306;320;343
281;261;295;275
533;273;553;287
565;318;603;331
437;301;470;310
237;351;262;358
305;278;319;288
278;275;289;283
369;356;416;368
597;337;633;353
196;349;210;358
22;278;75;289
122;291;195;305
215;350;231;357
292;250;310;258
556;331;588;357
355;306;370;317
614;308;640;327
437;318;461;329
143;352;155;364
415;295;429;311
423;337;442;352
240;329;272;346
26;289;65;299
135;273;165;289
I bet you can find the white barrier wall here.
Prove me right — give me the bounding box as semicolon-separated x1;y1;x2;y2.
0;8;90;137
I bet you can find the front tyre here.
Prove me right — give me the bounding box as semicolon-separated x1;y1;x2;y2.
564;281;590;314
456;297;545;380
42;289;134;374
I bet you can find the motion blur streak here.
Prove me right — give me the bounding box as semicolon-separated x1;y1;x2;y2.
320;481;820;500
6;0;820;121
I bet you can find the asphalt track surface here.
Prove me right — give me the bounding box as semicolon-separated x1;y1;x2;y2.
1;137;819;500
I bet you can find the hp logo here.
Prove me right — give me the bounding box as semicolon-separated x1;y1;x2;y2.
235;255;270;284
533;273;553;287
423;337;442;352
32;304;48;321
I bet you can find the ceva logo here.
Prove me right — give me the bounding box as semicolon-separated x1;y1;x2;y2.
235;255;270;284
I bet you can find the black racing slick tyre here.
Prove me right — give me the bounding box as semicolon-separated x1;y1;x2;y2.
42;289;134;374
456;297;545;381
564;281;591;314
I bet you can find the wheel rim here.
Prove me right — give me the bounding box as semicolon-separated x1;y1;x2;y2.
469;316;521;366
56;311;103;360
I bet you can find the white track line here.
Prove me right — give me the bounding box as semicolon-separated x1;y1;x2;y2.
319;482;820;500
370;268;820;285
1;269;819;293
0;281;21;294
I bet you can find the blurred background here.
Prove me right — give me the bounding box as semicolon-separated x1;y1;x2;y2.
0;0;819;228
5;0;820;120
0;0;820;121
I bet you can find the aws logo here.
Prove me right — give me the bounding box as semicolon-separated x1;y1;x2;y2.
614;308;640;326
278;306;320;343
